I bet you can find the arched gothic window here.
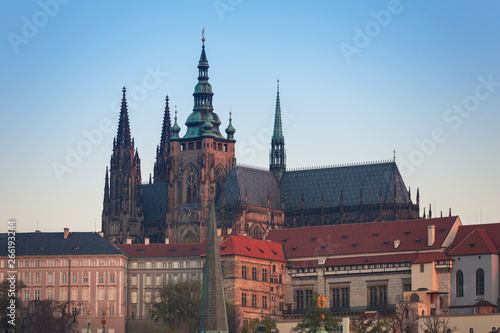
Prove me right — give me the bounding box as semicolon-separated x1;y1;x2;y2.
476;268;484;297
456;270;464;297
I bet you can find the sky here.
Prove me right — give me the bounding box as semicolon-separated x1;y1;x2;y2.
1;0;499;233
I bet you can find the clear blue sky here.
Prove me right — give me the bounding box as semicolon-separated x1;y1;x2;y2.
1;0;499;232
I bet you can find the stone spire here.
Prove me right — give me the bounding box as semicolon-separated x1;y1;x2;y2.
116;87;132;147
198;195;228;332
154;95;172;183
270;80;286;181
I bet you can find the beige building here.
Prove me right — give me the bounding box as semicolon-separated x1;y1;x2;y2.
0;229;127;333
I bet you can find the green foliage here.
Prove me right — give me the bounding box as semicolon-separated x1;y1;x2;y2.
292;293;339;333
149;280;201;332
149;280;237;333
241;315;279;333
0;279;26;330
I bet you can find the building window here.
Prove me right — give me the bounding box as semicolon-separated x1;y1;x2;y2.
296;290;304;311
476;268;484;298
24;274;30;284
71;288;78;301
35;289;40;301
47;289;53;300
110;273;115;283
24;290;30;302
145;290;152;303
99;273;104;284
47;260;54;267
35;260;40;267
369;285;387;307
252;267;258;281
252;294;257;308
262;295;267;309
47;273;53;284
62;273;67;284
71;307;78;317
35;274;40;284
420;264;424;273
242;265;247;279
456;270;464;297
131;275;137;286
306;290;313;306
146;275;152;286
97;288;105;301
332;287;350;309
262;268;268;282
24;260;30;267
60;288;67;301
72;273;78;283
156;275;162;286
109;287;116;301
109;307;115;317
82;288;89;301
83;273;89;283
131;291;137;304
242;293;247;307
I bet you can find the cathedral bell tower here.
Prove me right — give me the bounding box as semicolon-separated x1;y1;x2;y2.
102;88;144;244
168;32;236;243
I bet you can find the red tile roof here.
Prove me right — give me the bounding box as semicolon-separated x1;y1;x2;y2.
447;226;499;256
412;252;451;264
219;235;286;262
117;241;207;258
266;217;460;258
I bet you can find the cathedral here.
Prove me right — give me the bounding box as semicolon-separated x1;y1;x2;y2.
101;37;420;244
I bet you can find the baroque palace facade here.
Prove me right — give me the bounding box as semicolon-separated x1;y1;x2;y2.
101;37;421;245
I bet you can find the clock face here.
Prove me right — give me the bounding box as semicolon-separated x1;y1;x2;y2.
186;171;197;186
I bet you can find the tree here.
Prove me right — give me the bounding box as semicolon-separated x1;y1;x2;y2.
0;279;26;332
350;316;391;333
421;316;457;333
292;293;339;333
386;295;418;333
241;315;279;333
149;280;201;332
20;300;80;333
149;280;237;333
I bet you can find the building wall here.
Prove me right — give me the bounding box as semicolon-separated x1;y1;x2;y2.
0;254;127;333
412;262;436;291
449;253;499;313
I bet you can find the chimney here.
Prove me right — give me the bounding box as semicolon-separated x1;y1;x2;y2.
165;237;170;244
394;239;400;249
428;225;435;247
126;238;132;245
145;238;150;245
98;232;104;237
63;228;69;239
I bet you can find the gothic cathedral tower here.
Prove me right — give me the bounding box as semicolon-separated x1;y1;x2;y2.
270;81;286;181
102;88;144;244
167;35;236;243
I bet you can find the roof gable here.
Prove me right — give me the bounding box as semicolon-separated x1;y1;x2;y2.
219;235;286;262
217;166;281;209
447;227;498;256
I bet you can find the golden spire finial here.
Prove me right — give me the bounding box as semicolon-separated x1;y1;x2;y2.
175;105;178;116
202;27;205;43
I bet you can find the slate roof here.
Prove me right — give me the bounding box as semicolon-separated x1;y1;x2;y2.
280;162;410;210
217;166;281;209
219;234;286;262
117;241;207;258
0;232;124;257
266;216;460;258
142;182;168;224
446;225;500;256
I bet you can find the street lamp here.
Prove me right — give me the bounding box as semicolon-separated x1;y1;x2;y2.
101;306;106;333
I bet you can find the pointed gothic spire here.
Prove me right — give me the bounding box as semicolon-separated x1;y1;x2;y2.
116;87;132;147
103;167;110;203
198;194;229;332
270;80;286;181
160;95;172;152
154;96;172;183
171;108;181;139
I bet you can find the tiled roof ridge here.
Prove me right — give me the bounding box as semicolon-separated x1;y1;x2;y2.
447;227;498;255
287;160;394;172
235;163;269;171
